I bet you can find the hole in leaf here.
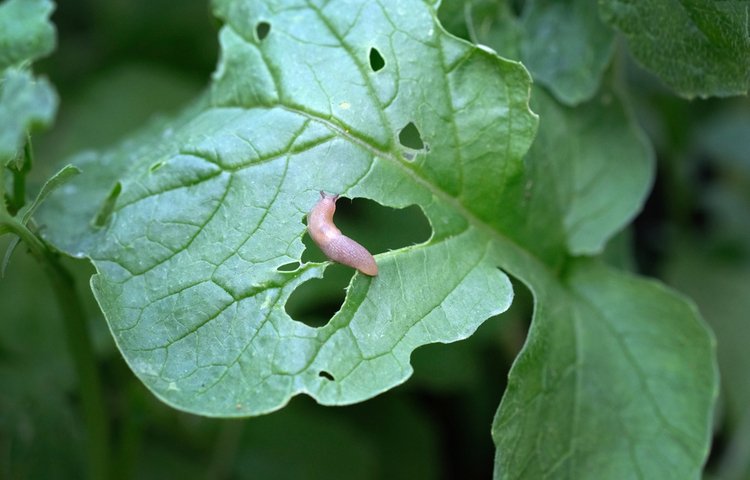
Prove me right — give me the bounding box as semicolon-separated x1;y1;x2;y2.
399;122;426;151
285;263;349;328
410;277;531;391
319;371;335;381
305;197;431;264
288;199;431;327
277;261;300;272
256;21;271;41
92;182;122;228
369;47;385;72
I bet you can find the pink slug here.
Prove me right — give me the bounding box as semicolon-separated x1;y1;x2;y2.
308;191;378;276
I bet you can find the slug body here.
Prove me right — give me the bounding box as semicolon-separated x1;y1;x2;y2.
308;191;378;276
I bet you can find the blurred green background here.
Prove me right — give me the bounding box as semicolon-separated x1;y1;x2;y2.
2;0;749;478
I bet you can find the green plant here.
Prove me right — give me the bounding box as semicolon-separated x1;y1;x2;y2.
3;0;748;478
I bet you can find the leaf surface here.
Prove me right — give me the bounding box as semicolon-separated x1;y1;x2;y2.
527;87;654;256
440;0;614;105
493;258;716;479
600;0;750;98
39;0;536;416
452;4;717;478
513;0;615;105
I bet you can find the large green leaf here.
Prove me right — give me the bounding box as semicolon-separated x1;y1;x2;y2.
493;258;716;479
600;0;750;98
39;0;536;416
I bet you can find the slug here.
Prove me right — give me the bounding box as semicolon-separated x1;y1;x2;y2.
308;191;378;276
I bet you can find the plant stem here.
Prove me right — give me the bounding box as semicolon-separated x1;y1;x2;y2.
1;216;110;479
7;140;33;215
207;420;244;480
50;259;110;480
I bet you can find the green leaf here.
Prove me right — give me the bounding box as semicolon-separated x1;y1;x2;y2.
461;3;715;475
493;258;717;479
467;19;653;261
665;250;750;431
445;2;651;256
600;0;750;99
20;164;80;225
0;164;80;275
0;68;57;165
0;0;55;70
446;0;615;106
526;87;654;256
0;0;57;165
512;0;615;105
39;0;536;416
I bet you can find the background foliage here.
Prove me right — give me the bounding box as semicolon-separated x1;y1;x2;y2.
1;0;748;478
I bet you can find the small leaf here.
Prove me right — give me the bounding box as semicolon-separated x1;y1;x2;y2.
535;87;655;255
600;0;750;98
20;164;81;225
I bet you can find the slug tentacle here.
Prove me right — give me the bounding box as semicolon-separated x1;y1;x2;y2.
307;191;378;276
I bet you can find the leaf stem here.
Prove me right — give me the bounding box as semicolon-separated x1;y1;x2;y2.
7;139;33;215
207;420;244;480
1;215;110;480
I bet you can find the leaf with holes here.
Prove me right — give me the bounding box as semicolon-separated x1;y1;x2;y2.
39;0;536;416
